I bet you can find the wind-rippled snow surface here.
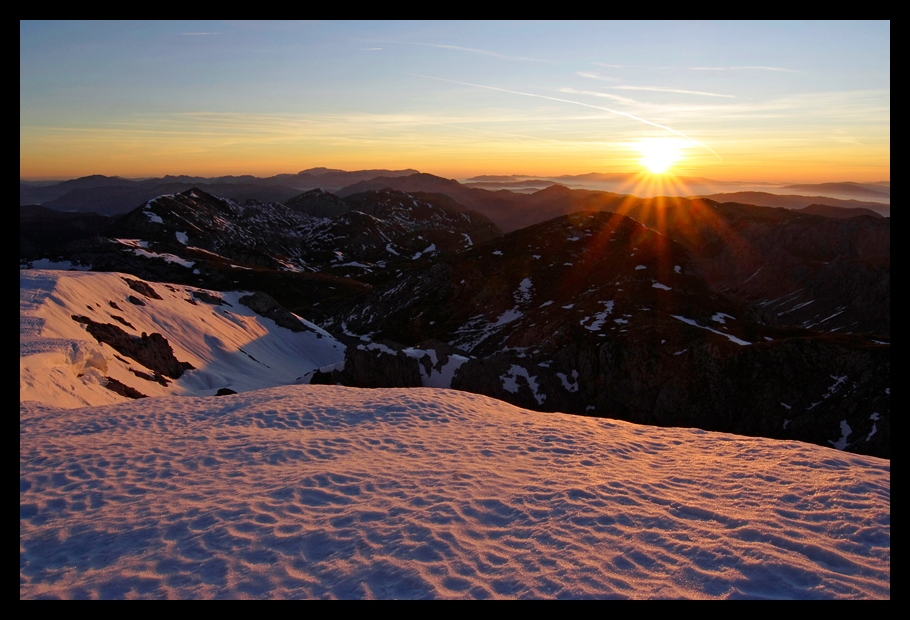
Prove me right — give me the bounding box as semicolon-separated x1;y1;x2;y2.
20;386;889;599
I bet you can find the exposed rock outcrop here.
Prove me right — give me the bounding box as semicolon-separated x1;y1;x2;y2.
122;277;162;300
239;292;308;332
103;377;147;399
71;315;194;380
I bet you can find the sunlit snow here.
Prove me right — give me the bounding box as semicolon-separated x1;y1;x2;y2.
20;270;344;408
19;386;889;599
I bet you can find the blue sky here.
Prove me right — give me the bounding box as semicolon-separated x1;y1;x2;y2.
20;21;890;181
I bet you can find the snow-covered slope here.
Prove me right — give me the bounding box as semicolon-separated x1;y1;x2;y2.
20;385;889;599
20;270;344;408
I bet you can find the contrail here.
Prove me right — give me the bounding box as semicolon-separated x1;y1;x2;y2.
413;74;723;163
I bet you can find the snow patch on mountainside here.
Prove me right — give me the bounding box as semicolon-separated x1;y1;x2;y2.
672;315;751;346
20;270;344;408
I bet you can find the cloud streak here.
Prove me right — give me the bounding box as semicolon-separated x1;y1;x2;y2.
407;42;549;62
594;62;800;73
612;85;735;98
559;87;638;105
578;72;733;98
689;65;801;73
413;74;723;162
576;71;619;82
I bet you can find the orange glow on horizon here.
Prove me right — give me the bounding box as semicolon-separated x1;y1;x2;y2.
18;122;890;184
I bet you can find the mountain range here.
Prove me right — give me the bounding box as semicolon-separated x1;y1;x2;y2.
20;177;890;458
22;170;890;219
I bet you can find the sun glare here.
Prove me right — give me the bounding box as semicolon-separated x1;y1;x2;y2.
637;138;686;174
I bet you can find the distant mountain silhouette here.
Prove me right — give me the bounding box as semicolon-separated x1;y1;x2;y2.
699;192;889;216
783;182;890;201
20;169;422;214
796;204;884;219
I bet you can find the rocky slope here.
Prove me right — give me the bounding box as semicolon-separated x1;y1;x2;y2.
315;211;889;457
616;199;891;337
27;187;501;310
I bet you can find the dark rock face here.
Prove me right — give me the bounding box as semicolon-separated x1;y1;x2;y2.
452;334;888;455
129;368;169;385
617;200;891;337
103;377;147;399
71;315;194;380
328;180;889;336
191;290;230;306
309;340;466;389
239;291;308;332
109;315;135;329
275;188;502;285
311;342;423;388
99;187;500;277
122;277;162;300
215;388;238;396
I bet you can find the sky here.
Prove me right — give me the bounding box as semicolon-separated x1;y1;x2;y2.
20;21;890;183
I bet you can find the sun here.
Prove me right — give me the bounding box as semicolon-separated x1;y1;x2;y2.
637;138;686;174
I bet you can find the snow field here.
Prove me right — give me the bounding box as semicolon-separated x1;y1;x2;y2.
20;386;889;599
